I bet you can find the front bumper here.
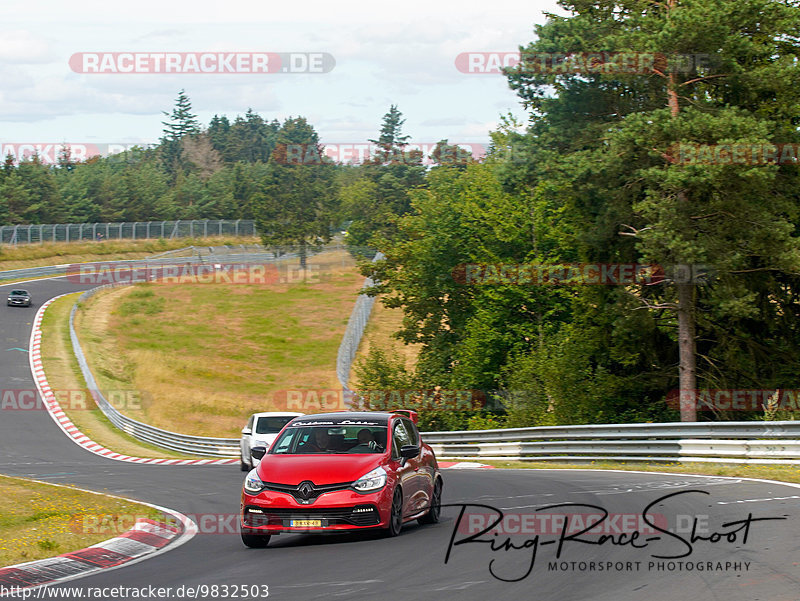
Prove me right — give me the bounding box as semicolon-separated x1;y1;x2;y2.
241;486;393;534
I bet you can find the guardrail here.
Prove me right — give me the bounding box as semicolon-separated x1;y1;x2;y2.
0;244;352;282
58;247;800;466
336;251;383;392
421;421;800;465
69;283;241;457
61;245;361;457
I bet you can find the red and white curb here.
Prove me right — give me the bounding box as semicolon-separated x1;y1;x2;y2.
29;294;237;466
438;461;494;469
0;480;196;595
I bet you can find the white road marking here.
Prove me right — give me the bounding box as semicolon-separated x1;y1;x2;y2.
279;580;383;589
576;478;741;495
435;581;487;590
717;495;800;505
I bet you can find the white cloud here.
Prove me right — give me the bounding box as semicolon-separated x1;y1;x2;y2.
0;30;54;63
0;0;558;144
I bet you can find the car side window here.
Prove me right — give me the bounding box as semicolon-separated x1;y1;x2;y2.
246;415;254;431
271;428;299;454
402;419;419;446
392;420;412;458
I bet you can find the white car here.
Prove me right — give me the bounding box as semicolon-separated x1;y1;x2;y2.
240;412;304;471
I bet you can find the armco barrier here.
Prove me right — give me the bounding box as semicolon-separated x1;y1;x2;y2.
0;249;285;283
46;246;800;465
59;245;359;457
336;251;384;391
421;421;800;464
69;285;241;457
62;248;334;457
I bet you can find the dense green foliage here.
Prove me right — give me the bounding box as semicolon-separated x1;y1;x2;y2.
0;93;318;225
355;0;800;428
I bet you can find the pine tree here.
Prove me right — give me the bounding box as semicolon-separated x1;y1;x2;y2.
506;0;800;421
161;90;200;141
368;105;411;164
255;117;337;267
160;90;200;178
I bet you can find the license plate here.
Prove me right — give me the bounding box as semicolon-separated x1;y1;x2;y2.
290;519;322;527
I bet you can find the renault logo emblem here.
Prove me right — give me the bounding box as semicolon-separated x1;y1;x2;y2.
298;482;314;499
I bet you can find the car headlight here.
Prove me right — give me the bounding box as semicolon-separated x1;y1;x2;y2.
352;466;387;493
244;469;266;495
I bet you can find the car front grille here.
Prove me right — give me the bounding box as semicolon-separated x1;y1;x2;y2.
244;504;380;527
261;480;353;504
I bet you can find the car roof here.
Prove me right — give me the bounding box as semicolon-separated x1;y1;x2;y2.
250;412;305;418
286;411;398;427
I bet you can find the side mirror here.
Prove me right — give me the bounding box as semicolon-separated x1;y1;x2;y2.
250;446;267;460
242;427;252;436
400;445;419;459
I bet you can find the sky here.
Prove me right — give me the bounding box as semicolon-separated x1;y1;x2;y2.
0;0;565;160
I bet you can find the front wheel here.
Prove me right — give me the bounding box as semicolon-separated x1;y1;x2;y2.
241;530;271;548
418;478;442;525
240;454;250;472
385;487;403;537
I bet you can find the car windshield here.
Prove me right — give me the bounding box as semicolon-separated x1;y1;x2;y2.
10;290;28;296
270;425;386;454
254;416;296;435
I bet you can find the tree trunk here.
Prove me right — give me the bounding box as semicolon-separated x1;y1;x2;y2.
666;2;697;421
676;279;697;421
299;240;307;269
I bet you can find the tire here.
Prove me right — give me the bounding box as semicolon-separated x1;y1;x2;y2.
385;487;403;537
418;478;442;525
240;455;250;472
241;530;271;548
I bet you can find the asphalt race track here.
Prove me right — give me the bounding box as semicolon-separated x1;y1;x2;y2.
1;276;799;600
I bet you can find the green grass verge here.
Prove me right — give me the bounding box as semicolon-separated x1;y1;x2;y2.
40;294;204;459
0;475;163;566
73;248;363;438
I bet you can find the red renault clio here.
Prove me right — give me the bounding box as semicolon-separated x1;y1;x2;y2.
240;411;443;547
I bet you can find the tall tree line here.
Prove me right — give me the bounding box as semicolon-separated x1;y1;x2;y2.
352;0;800;429
0;92;326;230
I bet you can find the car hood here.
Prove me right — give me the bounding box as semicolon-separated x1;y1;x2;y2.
256;453;385;485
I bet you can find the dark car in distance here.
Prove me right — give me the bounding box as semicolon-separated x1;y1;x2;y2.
7;289;32;307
